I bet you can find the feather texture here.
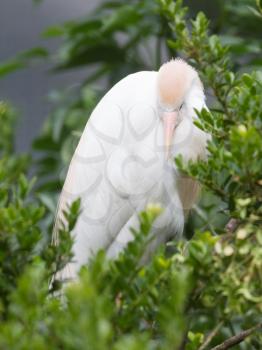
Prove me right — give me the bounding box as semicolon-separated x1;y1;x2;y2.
54;59;210;280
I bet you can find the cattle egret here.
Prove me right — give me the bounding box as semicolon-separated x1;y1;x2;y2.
54;58;210;280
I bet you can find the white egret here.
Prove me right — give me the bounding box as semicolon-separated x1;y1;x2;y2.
54;58;210;280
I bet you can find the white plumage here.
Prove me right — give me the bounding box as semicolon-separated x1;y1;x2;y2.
54;58;210;280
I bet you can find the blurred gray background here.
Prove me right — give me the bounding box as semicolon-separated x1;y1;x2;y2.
0;0;96;152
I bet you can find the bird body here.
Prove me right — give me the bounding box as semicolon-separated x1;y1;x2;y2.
55;59;210;280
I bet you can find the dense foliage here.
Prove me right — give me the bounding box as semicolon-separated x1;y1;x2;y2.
0;0;261;349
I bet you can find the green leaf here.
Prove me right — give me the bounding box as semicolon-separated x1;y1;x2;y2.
0;60;24;78
42;25;65;38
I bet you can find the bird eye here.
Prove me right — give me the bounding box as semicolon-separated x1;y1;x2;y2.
179;103;184;111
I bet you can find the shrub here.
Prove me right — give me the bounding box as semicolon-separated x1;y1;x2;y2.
0;1;261;349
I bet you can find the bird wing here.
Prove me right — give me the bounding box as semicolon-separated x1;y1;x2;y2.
54;71;163;277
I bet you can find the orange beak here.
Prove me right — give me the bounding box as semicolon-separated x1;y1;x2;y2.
163;111;178;159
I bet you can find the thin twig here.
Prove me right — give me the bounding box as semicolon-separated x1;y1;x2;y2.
178;321;191;350
210;323;262;350
198;321;224;350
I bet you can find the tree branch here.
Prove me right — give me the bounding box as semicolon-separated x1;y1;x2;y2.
199;321;224;350
210;323;262;350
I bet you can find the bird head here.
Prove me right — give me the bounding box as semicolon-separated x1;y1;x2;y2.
157;58;204;158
